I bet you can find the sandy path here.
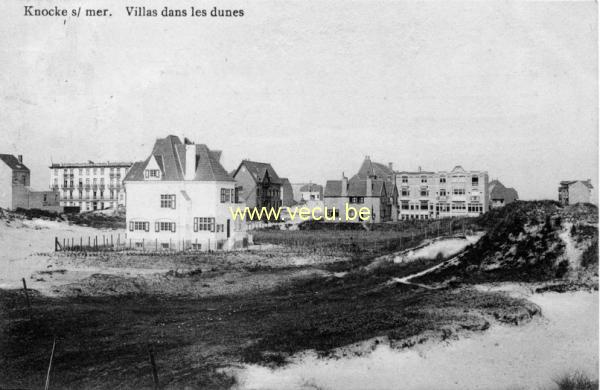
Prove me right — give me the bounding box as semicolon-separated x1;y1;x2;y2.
231;289;598;390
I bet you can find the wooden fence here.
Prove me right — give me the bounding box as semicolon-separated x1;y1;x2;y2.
53;234;242;253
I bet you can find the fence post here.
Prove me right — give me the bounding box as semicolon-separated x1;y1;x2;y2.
147;345;159;389
55;237;60;251
22;278;32;319
44;337;57;390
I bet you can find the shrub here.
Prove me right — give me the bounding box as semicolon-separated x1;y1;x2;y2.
554;371;599;390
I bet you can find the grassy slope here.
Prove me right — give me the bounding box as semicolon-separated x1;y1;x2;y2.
416;201;598;285
0;260;537;389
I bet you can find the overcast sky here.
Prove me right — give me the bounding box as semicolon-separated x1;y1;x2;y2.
1;1;597;202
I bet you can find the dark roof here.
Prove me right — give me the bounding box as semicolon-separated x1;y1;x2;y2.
124;135;234;182
560;180;593;189
0;154;29;171
354;158;394;180
299;183;323;192
490;180;518;200
234;160;282;184
324;180;342;197
324;178;386;198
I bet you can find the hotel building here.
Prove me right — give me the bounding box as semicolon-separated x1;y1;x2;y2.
49;161;133;212
396;165;489;220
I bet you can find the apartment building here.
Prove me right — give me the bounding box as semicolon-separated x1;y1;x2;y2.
49;161;132;212
396;165;489;220
124;135;247;251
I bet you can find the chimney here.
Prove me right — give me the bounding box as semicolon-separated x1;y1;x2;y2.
366;177;372;197
341;172;348;197
17;155;22;163
365;155;370;161
418;166;422;173
185;142;196;180
388;162;393;171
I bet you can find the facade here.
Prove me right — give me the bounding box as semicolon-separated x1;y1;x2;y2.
28;190;62;212
299;183;323;202
124;135;247;251
558;180;593;205
489;179;518;209
353;156;398;220
395;165;489;220
232;160;283;211
0;154;30;210
49;161;132;212
280;178;296;206
324;174;395;223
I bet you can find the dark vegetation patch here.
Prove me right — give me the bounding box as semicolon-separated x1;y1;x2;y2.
554;371;599;390
3;207;126;230
415;201;598;285
253;217;478;259
0;258;535;390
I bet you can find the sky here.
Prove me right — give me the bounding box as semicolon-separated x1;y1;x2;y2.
1;1;597;202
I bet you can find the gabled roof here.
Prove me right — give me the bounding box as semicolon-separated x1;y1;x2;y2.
0;154;29;171
234;160;282;184
560;180;593;189
124;135;234;182
324;177;386;198
354;157;394;181
490;180;518;200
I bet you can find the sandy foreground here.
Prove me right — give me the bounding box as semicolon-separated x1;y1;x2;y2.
2;217;598;389
0;218;130;293
230;288;598;390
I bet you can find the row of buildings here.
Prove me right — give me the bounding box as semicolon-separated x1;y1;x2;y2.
0;135;594;250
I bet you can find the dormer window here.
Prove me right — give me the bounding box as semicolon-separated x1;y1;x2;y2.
144;169;161;179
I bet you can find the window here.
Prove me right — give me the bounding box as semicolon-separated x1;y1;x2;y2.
155;222;176;232
327;208;337;218
420;190;428;197
421;176;427;183
401;189;409;196
468;203;483;213
78;169;82;175
93;168;97;175
451;202;466;211
129;221;150;231
420;201;428;210
220;188;231;203
453;188;465;195
101;168;105;175
357;197;364;203
401;176;408;183
193;217;215;232
440;177;446;184
439;189;446;196
472;176;479;186
86;168;90;175
144;169;160;179
160;194;176;209
401;200;409;210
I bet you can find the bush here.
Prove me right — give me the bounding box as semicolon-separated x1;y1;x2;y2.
554;371;599;390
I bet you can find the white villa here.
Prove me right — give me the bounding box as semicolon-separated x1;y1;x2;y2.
123;135;248;251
